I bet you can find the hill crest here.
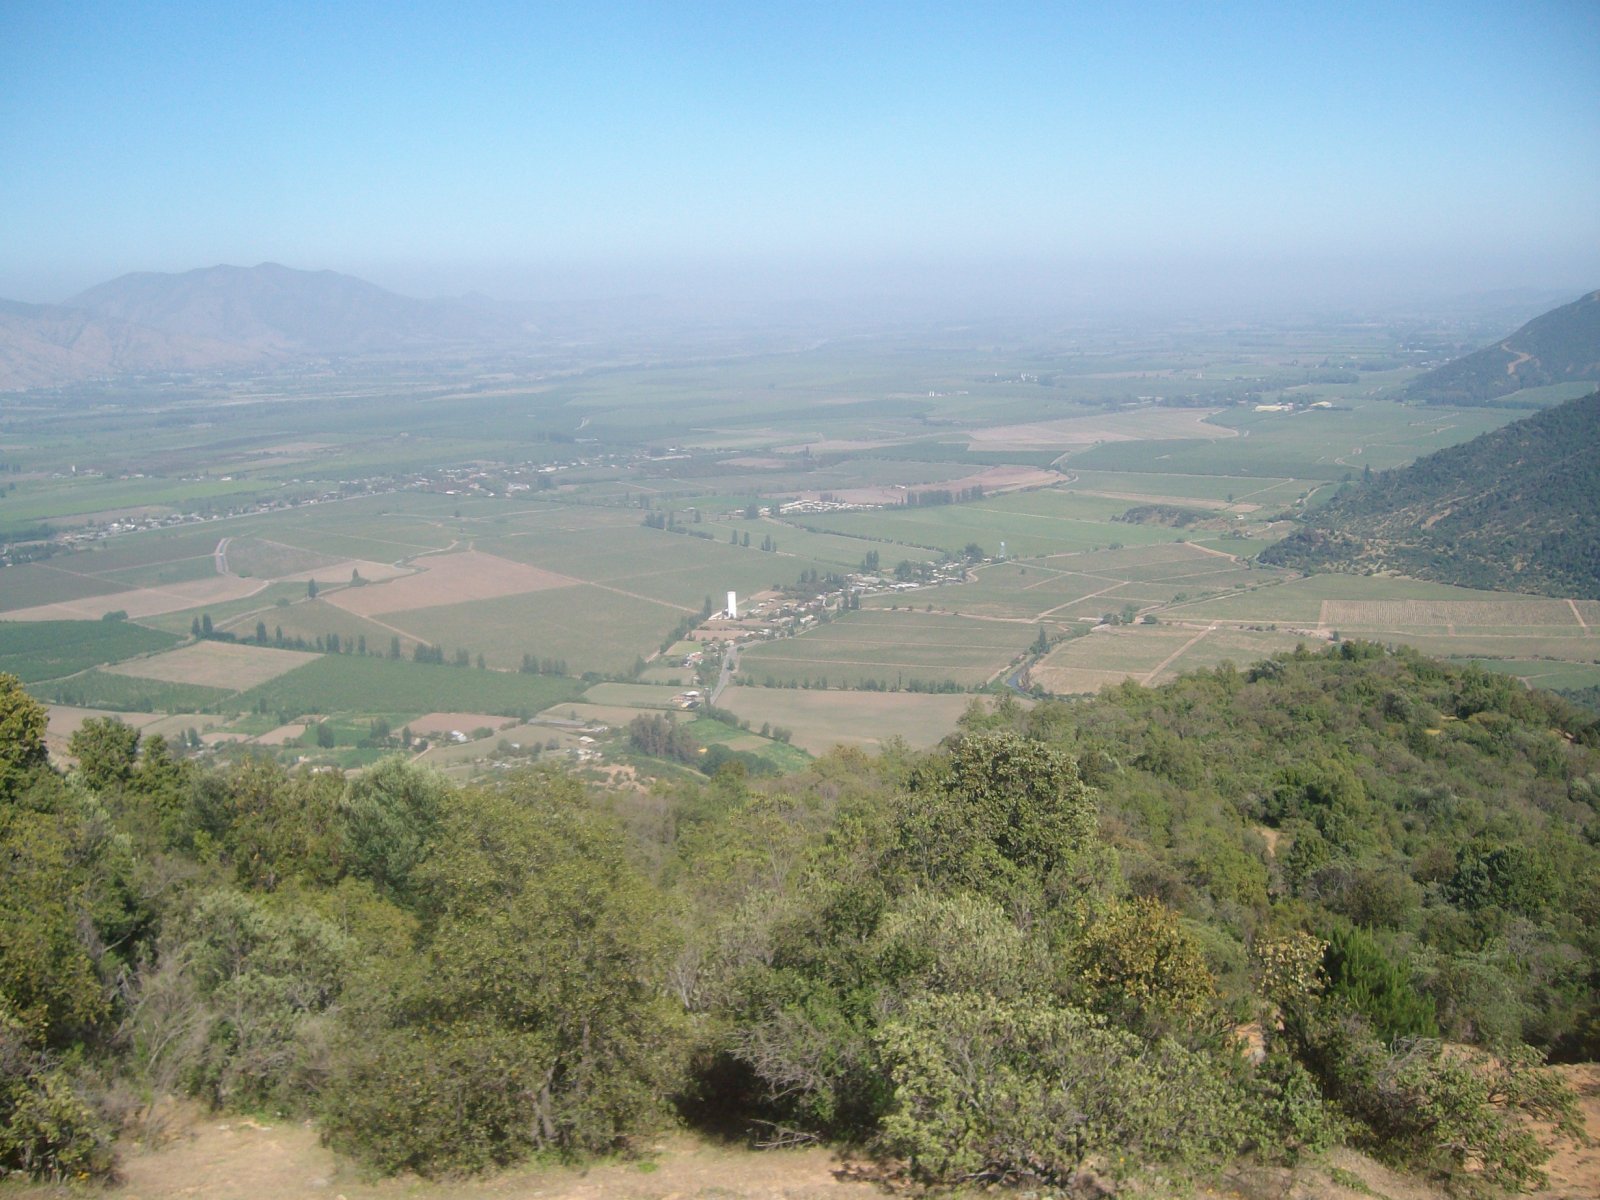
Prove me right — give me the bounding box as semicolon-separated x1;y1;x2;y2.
1405;289;1600;405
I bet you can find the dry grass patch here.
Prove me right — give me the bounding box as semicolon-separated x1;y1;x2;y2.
103;641;320;690
328;550;579;616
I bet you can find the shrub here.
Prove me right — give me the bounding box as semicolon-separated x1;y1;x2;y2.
321;778;688;1174
124;890;351;1112
878;994;1261;1188
0;1003;113;1182
1324;926;1437;1040
1300;1017;1581;1194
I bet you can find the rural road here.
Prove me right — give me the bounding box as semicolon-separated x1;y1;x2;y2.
712;644;738;704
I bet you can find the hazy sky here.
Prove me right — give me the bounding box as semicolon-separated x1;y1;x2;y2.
2;1;1597;309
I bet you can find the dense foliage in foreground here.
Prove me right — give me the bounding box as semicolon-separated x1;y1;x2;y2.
1;642;1596;1191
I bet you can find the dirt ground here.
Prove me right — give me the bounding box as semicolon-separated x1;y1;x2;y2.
103;1122;874;1200
6;1065;1594;1200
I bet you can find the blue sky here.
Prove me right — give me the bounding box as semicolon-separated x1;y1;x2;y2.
1;1;1596;307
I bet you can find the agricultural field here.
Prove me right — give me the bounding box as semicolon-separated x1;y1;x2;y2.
717;684;980;754
1031;624;1316;694
737;609;1033;690
0;619;178;682
5;316;1589;776
101;641;320;689
35;670;236;713
233;655;584;720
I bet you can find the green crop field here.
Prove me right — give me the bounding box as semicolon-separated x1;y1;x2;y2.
35;669;235;713
234;655;584;719
1469;659;1600;690
0;562;133;612
738;609;1031;689
378;585;686;675
0;619;180;682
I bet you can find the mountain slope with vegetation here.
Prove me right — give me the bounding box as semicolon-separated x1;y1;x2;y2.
1260;391;1600;597
2;645;1595;1192
1405;290;1600;405
0;264;537;389
68;262;529;354
0;298;263;390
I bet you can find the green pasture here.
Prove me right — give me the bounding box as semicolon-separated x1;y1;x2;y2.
790;500;1179;559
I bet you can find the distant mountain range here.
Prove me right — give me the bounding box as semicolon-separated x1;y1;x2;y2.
1260;391;1600;598
0;263;536;390
1405;289;1600;405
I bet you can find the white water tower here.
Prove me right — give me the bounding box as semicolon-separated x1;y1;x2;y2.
727;590;738;619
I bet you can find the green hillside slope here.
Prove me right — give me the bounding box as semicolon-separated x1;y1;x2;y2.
1261;391;1600;597
1406;290;1600;405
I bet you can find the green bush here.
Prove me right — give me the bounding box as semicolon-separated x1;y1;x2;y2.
0;1004;113;1182
878;993;1261;1188
1324;926;1437;1041
1298;1015;1581;1194
321;776;687;1173
125;889;351;1111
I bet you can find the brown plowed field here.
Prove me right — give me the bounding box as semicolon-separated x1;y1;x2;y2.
327;550;580;616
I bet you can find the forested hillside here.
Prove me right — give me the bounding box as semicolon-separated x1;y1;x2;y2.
3;646;1596;1192
1405;290;1600;405
1261;391;1600;597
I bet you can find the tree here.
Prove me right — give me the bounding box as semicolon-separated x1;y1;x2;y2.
340;758;447;903
255;620;268;644
307;579;319;599
1067;897;1214;1031
320;780;687;1173
389;636;401;659
891;732;1096;903
0;674;49;800
67;717;140;794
